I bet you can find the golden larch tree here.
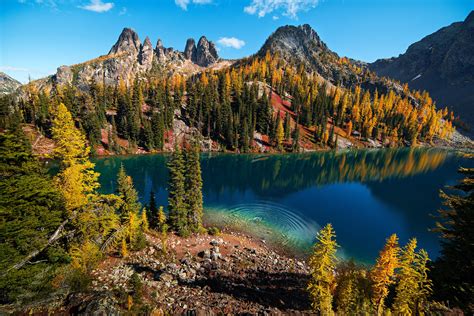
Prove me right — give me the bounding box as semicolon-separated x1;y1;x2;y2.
371;234;400;315
307;223;339;315
51;102;99;212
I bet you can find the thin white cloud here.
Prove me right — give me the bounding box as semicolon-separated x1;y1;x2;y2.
18;0;58;9
0;66;30;72
118;7;127;15
80;0;114;13
175;0;188;10
244;0;320;19
175;0;212;10
218;37;246;49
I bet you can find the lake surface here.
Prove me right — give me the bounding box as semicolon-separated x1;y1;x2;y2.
93;148;471;263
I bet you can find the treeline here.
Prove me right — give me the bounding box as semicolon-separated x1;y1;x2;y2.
0;51;455;155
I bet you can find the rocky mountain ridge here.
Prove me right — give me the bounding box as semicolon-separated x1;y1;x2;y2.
370;11;474;131
50;28;222;90
257;24;408;98
0;72;21;95
36;24;404;98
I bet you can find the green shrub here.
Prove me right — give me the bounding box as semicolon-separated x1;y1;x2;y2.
129;272;143;300
132;230;148;251
66;268;92;293
207;226;221;236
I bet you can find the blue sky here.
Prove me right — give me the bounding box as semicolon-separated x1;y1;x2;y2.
1;0;472;83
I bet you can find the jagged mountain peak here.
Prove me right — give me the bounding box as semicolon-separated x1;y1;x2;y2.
182;36;219;67
259;24;327;57
143;36;152;47
257;23;353;86
197;36;209;46
184;38;197;60
195;36;219;67
109;27;141;55
299;24;324;45
48;28;223;90
156;38;163;49
139;36;154;67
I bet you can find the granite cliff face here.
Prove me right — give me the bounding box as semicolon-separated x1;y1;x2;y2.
0;72;21;95
370;11;474;130
51;28;221;90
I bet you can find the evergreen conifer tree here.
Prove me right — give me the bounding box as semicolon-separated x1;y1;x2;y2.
284;111;291;140
185;143;204;233
148;191;158;229
432;166;474;312
167;145;188;235
117;164;142;223
0;131;68;303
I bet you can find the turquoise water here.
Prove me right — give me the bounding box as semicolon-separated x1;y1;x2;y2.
93;148;471;263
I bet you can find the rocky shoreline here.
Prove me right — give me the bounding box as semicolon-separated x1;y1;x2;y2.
16;230;314;315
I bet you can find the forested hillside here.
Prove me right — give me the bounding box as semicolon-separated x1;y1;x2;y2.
1;24;462;156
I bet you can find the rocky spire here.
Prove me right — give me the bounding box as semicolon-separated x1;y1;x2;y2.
139;36;154;68
156;38;163;49
184;38;197;61
195;36;219;67
109;27;141;55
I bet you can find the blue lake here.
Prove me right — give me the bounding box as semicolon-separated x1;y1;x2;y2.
93;148;471;263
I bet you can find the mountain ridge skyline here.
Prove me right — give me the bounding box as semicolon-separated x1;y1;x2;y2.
2;0;472;83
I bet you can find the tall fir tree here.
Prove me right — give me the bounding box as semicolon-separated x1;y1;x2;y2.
184;143;204;233
151;112;165;151
116;164;142;223
148;191;158;230
284;111;291;140
0;131;68;303
432;165;474;313
167;145;188;235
